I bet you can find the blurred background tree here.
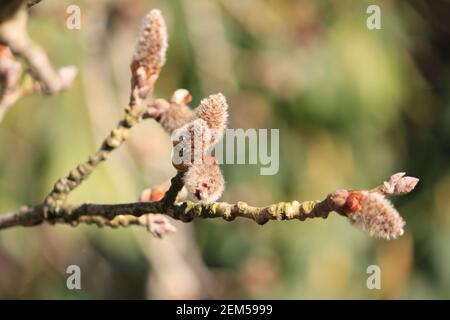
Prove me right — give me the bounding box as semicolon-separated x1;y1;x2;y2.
0;0;449;299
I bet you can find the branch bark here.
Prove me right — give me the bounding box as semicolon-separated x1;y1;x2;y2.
0;176;399;231
0;190;337;230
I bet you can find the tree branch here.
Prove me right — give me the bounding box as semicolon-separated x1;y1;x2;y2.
0;3;77;122
0;175;417;239
0;191;341;230
0;8;419;240
27;0;42;8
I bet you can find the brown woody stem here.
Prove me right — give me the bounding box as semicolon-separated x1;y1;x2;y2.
0;185;362;230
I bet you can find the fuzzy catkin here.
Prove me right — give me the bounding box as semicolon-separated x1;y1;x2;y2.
159;103;193;134
194;93;228;143
168;93;229;203
347;192;405;240
155;93;228;141
183;160;225;202
158;89;194;133
132;9;168;75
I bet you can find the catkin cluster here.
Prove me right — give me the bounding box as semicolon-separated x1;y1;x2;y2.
149;92;228;202
132;9;228;203
170;93;228;202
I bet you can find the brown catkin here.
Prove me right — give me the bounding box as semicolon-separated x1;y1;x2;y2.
146;90;194;134
159;103;193;134
171;118;211;170
194;93;228;143
132;9;168;75
183;158;225;202
169;93;229;202
158;93;228;146
347;192;405;240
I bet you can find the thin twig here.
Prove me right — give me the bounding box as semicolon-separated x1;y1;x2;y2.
43;93;145;215
0;74;35;121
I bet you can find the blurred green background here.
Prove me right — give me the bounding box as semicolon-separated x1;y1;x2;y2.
1;0;449;299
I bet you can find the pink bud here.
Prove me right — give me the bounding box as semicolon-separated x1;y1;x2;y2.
58;66;78;90
138;214;177;238
394;176;419;195
382;172;419;195
171;89;192;105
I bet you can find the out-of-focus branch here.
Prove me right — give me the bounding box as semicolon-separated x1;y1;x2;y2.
0;0;25;23
27;0;42;8
0;7;72;93
0;4;77;122
0;44;34;120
